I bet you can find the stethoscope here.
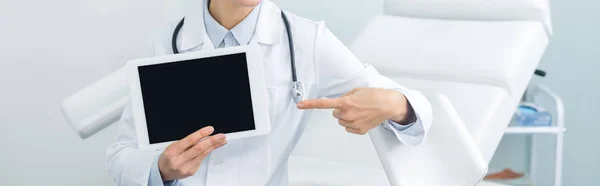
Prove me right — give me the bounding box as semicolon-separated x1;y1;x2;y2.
171;11;305;104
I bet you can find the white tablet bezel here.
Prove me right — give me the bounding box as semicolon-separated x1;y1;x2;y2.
126;44;270;150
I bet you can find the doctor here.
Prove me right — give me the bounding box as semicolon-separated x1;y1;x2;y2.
106;0;432;185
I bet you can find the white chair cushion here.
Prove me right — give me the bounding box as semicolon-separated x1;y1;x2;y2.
351;15;549;96
391;77;515;162
383;0;552;35
392;78;508;138
351;15;549;162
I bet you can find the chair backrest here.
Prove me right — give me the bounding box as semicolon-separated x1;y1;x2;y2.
350;12;550;163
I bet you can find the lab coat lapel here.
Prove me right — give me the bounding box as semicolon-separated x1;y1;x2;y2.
179;0;214;52
251;0;284;46
250;0;286;76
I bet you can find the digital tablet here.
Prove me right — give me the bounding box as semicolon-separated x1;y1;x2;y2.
126;44;270;150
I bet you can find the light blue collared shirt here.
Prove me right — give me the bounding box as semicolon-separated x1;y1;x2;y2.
149;1;419;185
203;0;261;48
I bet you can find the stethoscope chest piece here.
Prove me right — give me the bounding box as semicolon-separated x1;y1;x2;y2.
292;81;305;104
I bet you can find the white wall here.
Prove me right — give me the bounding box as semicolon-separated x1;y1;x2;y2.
0;0;163;185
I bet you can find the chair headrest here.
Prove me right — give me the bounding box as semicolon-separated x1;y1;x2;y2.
383;0;552;36
350;15;549;95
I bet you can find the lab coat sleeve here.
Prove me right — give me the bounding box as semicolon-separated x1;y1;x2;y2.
106;35;171;186
313;22;432;146
105;103;163;186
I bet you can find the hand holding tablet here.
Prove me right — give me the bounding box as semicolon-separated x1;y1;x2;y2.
126;44;271;150
157;126;227;181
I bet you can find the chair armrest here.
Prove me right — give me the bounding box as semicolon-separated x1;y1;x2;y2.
61;67;128;139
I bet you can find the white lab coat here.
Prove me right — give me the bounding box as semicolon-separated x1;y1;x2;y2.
105;0;432;185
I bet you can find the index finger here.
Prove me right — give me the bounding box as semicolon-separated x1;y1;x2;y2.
167;126;215;154
297;98;343;109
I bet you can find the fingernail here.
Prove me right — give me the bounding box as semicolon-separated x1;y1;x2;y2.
297;103;304;109
206;126;215;133
217;134;226;140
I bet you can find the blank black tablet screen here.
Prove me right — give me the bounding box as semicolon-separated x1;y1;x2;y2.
138;53;256;144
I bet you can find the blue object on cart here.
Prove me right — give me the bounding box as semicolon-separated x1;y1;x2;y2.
513;102;552;126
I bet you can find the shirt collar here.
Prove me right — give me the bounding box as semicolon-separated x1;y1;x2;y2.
203;0;262;48
178;0;282;52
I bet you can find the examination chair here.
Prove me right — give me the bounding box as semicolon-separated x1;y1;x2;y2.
288;0;553;185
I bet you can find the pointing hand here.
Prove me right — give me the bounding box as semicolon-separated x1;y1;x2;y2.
297;88;414;134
